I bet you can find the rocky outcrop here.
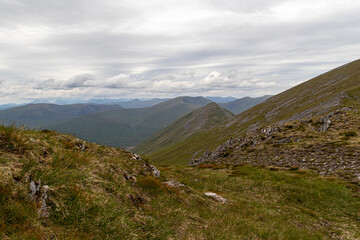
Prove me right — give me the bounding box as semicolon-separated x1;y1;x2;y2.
189;107;360;183
190;138;240;166
317;107;355;132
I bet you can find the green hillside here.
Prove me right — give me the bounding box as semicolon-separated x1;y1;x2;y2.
46;97;212;148
0;103;123;127
147;59;360;165
219;95;272;114
134;102;234;155
1;125;359;239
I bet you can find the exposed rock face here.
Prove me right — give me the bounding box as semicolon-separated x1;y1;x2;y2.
204;192;228;203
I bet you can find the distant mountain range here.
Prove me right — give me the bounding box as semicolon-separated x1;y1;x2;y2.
45;97;212;148
0;95;271;148
0;103;123;127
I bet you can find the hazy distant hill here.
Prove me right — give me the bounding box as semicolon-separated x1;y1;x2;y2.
0;103;123;127
134;102;234;155
205;96;237;103
148;59;360;165
219;95;272;114
116;98;169;108
46;96;212;148
0;103;24;110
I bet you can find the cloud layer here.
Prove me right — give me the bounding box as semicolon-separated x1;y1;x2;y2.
0;0;359;102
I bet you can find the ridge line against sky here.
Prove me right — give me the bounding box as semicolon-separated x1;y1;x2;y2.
0;0;359;103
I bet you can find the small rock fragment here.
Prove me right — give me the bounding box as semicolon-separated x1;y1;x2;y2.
164;180;185;188
204;192;228;203
150;165;160;178
318;116;331;132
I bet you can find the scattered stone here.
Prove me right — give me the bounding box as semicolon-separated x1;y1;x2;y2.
38;185;50;218
275;137;291;144
190;138;240;166
204;192;228;203
163;180;185;188
123;172;137;182
132;154;142;161
128;194;146;205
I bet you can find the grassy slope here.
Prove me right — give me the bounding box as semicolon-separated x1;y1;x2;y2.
0;125;359;239
219;95;272;114
0;103;123;127
46;97;212;148
133;103;234;155
148;59;360;165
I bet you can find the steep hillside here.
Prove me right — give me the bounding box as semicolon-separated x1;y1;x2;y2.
219;95;272;114
148;59;360;165
134;103;234;155
46;97;212;148
0;103;123;127
1;125;359;239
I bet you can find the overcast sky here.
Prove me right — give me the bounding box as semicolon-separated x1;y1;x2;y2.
0;0;359;103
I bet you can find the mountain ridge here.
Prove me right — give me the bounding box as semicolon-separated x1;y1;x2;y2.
134;102;234;155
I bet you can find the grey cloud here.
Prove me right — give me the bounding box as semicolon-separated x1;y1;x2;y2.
65;73;95;88
0;0;359;102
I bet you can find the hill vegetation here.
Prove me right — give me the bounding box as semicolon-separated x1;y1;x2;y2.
134;102;234;155
0;124;359;239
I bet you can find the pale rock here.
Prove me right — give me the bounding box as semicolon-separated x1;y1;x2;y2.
150;165;160;178
204;192;228;203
